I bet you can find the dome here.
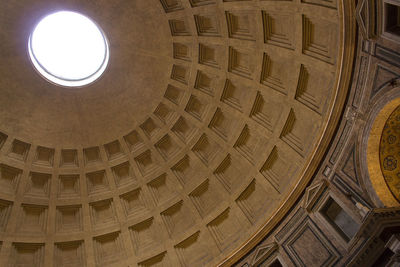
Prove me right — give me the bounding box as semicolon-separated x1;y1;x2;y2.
0;0;400;266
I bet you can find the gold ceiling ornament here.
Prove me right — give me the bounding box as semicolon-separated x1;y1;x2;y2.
380;104;400;202
368;97;400;207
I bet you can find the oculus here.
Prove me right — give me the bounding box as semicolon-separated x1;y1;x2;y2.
28;11;109;87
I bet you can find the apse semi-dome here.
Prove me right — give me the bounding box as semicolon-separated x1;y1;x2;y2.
28;11;109;87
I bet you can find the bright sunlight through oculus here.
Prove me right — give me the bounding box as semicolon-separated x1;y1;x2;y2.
28;11;109;87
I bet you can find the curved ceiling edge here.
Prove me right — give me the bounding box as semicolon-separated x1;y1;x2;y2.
218;0;357;265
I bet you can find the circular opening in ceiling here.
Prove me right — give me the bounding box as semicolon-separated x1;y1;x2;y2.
28;11;109;87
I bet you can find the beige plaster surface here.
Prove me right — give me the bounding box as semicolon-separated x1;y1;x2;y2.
0;0;172;147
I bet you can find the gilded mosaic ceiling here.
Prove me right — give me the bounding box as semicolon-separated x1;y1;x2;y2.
380;104;400;202
0;0;350;266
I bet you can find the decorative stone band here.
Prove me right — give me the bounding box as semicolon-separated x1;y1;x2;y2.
347;207;400;266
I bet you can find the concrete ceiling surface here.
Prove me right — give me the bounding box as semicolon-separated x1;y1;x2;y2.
0;0;352;266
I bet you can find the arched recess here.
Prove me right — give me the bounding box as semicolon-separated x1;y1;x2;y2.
363;89;400;207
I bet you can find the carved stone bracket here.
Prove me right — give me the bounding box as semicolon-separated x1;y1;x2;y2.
250;242;278;266
302;179;329;212
356;0;377;40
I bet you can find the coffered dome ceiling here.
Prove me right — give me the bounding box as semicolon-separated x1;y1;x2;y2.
0;0;353;266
